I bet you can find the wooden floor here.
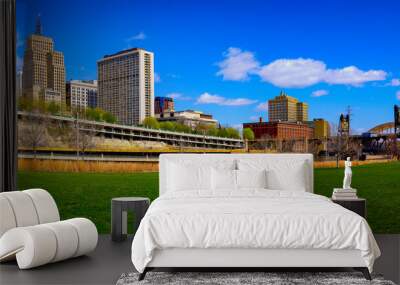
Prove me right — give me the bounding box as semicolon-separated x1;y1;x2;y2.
0;234;399;285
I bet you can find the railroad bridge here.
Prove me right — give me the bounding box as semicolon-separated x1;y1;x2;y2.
361;122;399;154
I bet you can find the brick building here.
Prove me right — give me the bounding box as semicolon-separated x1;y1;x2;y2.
243;119;314;140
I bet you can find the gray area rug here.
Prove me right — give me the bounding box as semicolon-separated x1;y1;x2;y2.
116;272;396;285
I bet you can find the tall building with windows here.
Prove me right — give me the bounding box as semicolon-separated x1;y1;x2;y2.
296;102;308;121
22;17;66;107
16;71;23;98
66;80;98;111
155;96;174;114
312;118;330;139
97;48;154;125
268;91;308;122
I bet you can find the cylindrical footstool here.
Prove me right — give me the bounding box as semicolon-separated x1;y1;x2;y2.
111;197;150;242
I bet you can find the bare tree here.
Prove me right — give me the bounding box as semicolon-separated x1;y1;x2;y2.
308;138;322;158
282;139;296;153
19;112;49;158
68;122;97;160
328;121;345;167
388;135;399;159
253;134;276;151
329;122;338;137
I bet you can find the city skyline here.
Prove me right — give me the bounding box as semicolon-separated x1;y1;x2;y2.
16;0;400;132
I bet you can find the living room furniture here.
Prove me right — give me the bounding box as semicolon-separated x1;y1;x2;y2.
131;154;380;281
0;189;98;269
111;197;150;242
332;198;367;218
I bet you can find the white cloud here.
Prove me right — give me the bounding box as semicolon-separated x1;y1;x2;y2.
154;73;161;83
258;58;386;88
231;124;243;131
216;48;388;87
167;73;180;79
166;92;191;101
216;47;260;81
166;92;182;99
396;91;400;100
389;78;400;86
324;66;386;86
311;89;329;97
126;32;146;41
256;101;268;111
196;92;257;106
259;58;326;88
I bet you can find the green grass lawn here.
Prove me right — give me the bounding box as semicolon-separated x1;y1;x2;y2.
17;162;400;234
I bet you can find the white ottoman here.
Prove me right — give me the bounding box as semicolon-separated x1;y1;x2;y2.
0;189;98;269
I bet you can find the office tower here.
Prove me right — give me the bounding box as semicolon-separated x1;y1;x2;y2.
66;80;98;111
313;118;330;139
16;71;23;98
97;48;154;125
22;17;66;107
155;96;174;114
296;102;308;121
268;91;308;122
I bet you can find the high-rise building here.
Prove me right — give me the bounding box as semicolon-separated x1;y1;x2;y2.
97;48;154;125
22;17;66;107
296;102;308;121
312;118;330;139
16;71;23;98
66;80;98;111
268;91;308;122
155;96;174;114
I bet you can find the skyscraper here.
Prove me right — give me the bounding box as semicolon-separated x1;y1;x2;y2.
296;102;308;122
268;91;308;122
97;48;154;125
16;71;23;98
22;17;66;107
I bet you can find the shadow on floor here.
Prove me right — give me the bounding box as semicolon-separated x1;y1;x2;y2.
0;234;398;285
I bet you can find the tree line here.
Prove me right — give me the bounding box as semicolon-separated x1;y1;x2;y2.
142;117;254;140
18;97;117;124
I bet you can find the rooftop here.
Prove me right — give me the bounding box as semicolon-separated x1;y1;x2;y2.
243;121;312;126
102;47;148;59
68;80;98;86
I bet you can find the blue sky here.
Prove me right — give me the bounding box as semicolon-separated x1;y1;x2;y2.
17;0;400;132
